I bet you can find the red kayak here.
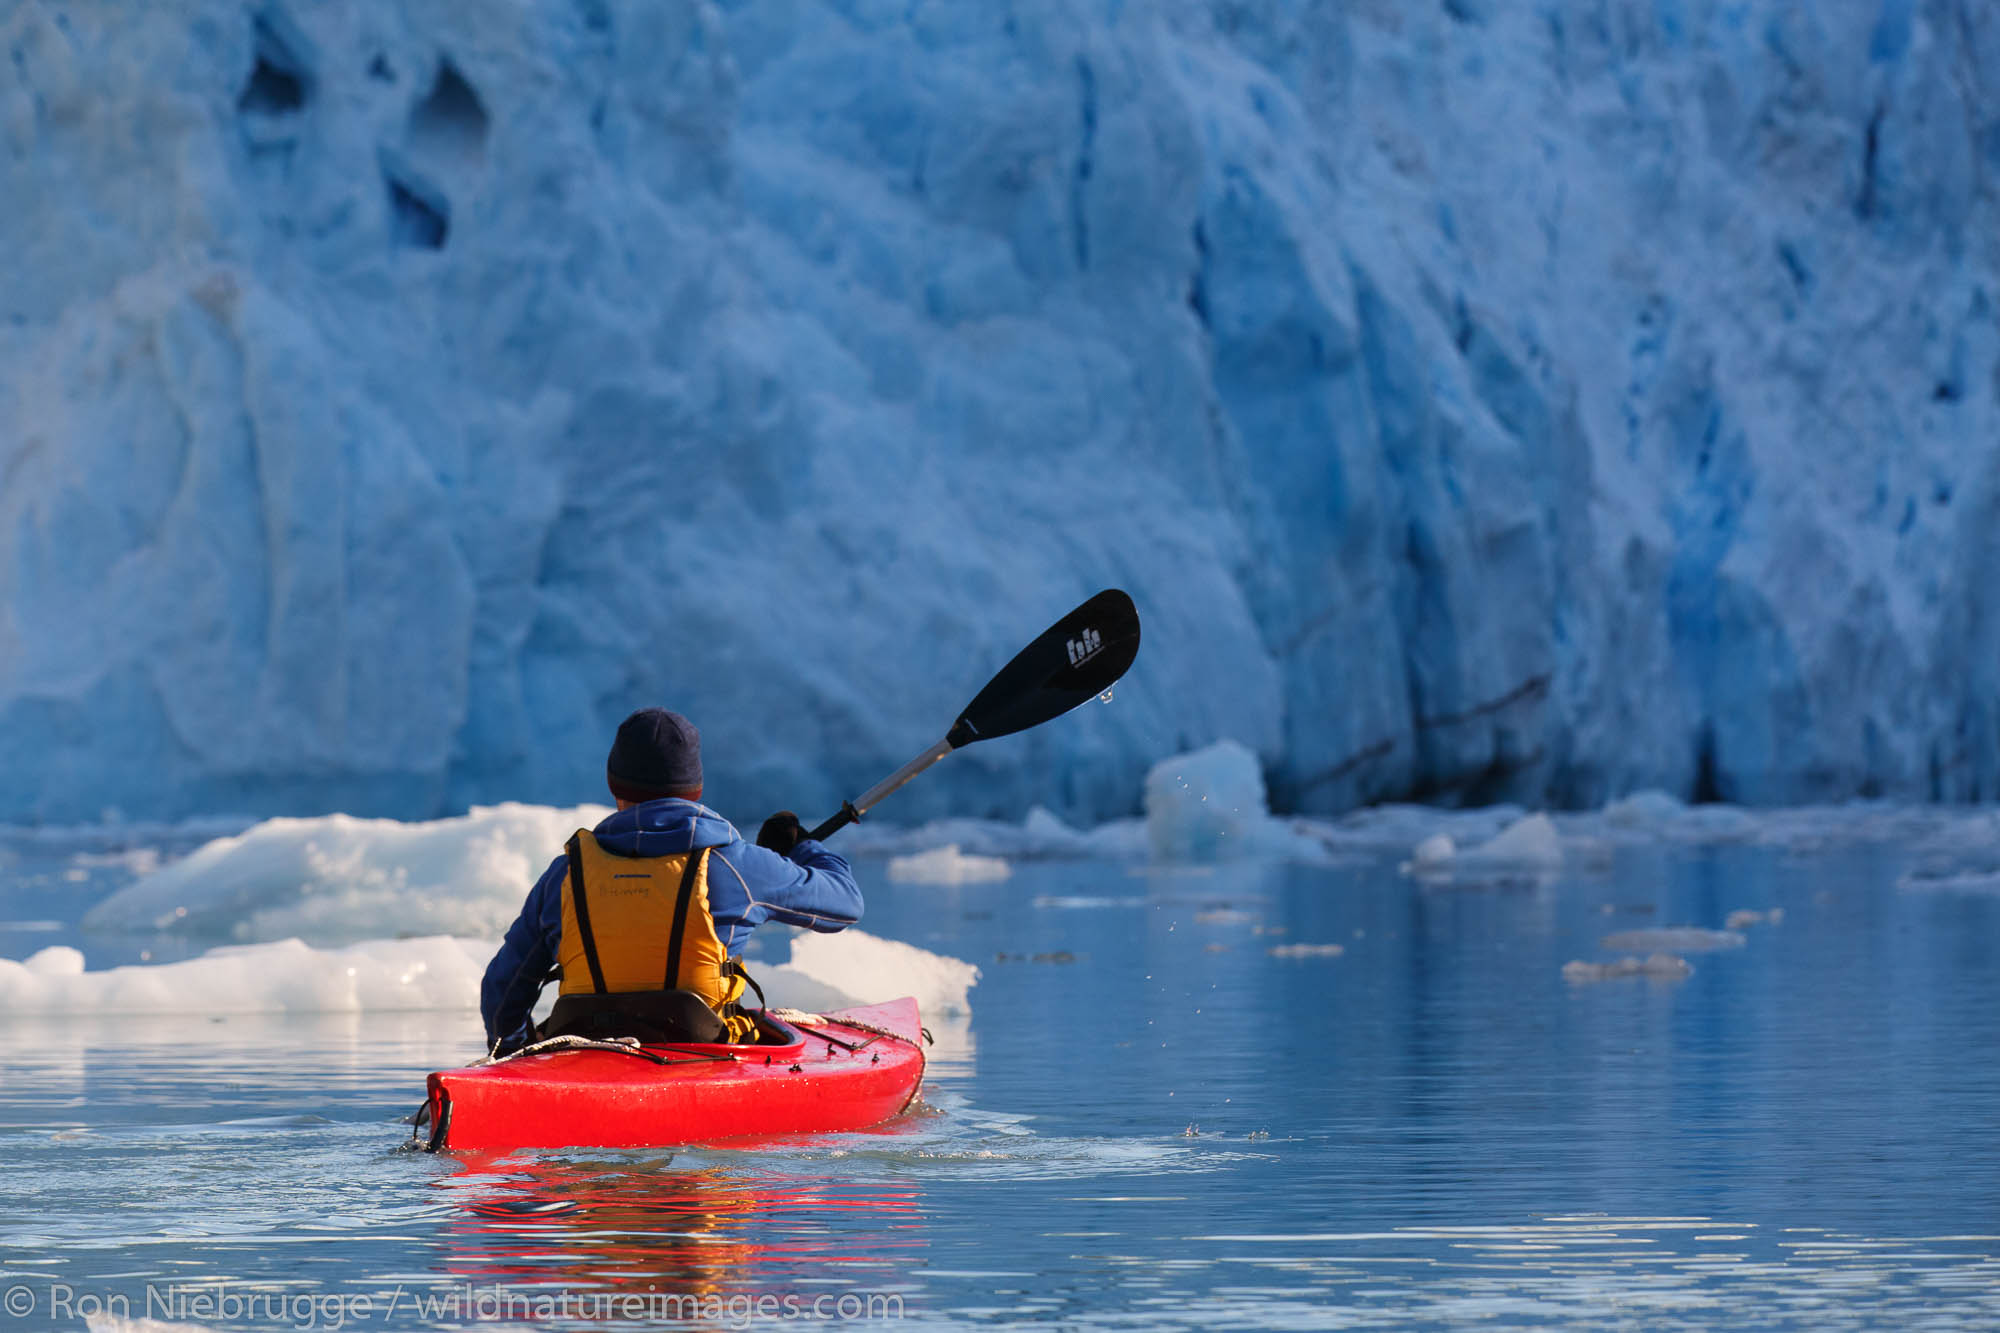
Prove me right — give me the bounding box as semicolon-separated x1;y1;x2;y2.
420;999;927;1153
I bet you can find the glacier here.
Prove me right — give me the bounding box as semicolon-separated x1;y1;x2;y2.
3;0;1997;826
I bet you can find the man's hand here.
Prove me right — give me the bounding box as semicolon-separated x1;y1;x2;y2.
757;811;805;855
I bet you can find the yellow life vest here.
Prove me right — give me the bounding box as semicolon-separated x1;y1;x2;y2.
557;831;755;1042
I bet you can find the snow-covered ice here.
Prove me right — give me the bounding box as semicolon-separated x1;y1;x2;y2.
0;936;491;1015
1562;954;1693;984
0;927;974;1021
1267;943;1344;959
4;2;1996;826
81;803;609;943
1144;741;1329;863
1400;812;1564;882
886;844;1012;886
781;928;979;1018
1599;928;1747;953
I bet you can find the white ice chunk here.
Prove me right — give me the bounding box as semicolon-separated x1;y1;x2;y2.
1146;740;1270;862
1599;928;1746;952
1408;833;1457;869
24;945;85;975
1402;813;1563;880
885;844;1011;884
1562;954;1693;983
779;929;978;1016
1472;814;1564;868
81;803;611;944
0;936;492;1014
1267;943;1344;959
1724;908;1784;929
1142;740;1328;863
1897;810;2000;892
1602;789;1691;830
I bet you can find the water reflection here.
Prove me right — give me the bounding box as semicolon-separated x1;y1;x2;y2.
1155;1216;2000;1331
432;1153;927;1309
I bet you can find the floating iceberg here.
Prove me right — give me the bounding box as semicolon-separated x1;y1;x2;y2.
1267;943;1344;959
1562;954;1693;984
1143;741;1331;863
1401;813;1564;881
1599;928;1746;953
0;927;974;1021
783;928;979;1017
81;803;609;944
886;844;1012;885
0;936;490;1015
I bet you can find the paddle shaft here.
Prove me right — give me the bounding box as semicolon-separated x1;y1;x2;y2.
805;738;953;842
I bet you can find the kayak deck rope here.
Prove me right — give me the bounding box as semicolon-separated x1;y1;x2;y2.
471;1034;738;1068
768;1008;932;1048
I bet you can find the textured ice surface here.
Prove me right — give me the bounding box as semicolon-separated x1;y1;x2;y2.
1600;927;1747;953
783;928;979;1017
1897;810;2000;892
4;2;1997;825
0;935;491;1014
81;803;609;943
0;927;972;1018
886;844;1012;885
1144;740;1329;862
1401;812;1564;881
1267;943;1345;959
1562;954;1693;983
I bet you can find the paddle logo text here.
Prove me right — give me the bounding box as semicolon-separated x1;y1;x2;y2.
1066;627;1103;668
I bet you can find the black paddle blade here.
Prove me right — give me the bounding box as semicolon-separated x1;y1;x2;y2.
945;589;1141;748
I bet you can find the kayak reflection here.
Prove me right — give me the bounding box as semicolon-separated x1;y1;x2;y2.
432;1152;927;1303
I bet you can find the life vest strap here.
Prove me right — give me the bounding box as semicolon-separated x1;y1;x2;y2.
664;847;707;989
564;833;609;995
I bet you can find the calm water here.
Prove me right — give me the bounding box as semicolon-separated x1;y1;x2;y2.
3;833;1999;1330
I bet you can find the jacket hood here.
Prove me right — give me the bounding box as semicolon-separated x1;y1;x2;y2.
589;798;740;857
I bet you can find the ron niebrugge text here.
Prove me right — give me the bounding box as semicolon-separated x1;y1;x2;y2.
5;1282;908;1327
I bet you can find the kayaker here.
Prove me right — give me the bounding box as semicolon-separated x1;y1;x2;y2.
480;708;862;1052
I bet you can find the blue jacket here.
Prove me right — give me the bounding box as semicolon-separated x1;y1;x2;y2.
479;799;862;1047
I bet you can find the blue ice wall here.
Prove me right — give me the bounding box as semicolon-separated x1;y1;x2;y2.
2;0;1995;823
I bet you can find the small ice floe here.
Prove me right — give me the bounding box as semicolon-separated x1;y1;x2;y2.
1407;833;1458;872
1031;894;1146;909
1401;813;1564;883
82;802;613;944
886;844;1011;884
0;936;492;1014
1603;789;1690;829
839;804;1146;860
1143;741;1331;863
1897;811;2000;893
1724;908;1785;930
1599;927;1745;952
1562;954;1693;983
1601;790;1762;843
780;930;979;1016
1267;943;1344;959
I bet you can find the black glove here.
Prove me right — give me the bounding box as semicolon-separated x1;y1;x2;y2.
757;811;805;855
